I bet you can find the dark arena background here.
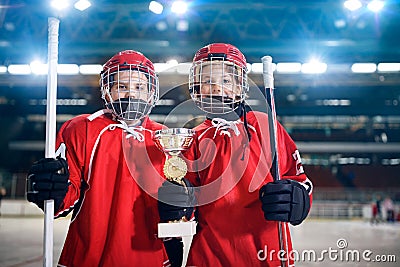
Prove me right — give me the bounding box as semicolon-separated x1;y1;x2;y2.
0;1;399;266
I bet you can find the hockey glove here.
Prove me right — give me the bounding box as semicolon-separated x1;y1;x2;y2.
158;178;196;222
26;157;69;211
259;179;310;226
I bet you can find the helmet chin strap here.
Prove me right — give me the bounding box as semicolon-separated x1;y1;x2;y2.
240;101;252;142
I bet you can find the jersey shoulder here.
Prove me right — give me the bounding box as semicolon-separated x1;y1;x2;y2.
59;110;116;137
246;110;287;131
193;119;211;133
143;117;166;131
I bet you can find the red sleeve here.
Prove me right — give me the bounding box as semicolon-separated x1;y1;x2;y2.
54;115;88;217
277;122;313;204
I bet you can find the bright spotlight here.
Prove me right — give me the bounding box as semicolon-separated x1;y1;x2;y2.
166;59;179;65
351;63;377;73
50;0;70;11
30;61;48;75
171;1;188;15
74;0;91;11
302;61;327;74
149;1;163;14
8;64;31;75
367;0;385;12
344;0;362;11
176;19;189;31
276;63;302;73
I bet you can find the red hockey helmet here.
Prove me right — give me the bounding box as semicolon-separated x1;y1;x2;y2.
192;43;247;70
189;43;249;114
102;50;155;75
100;50;159;122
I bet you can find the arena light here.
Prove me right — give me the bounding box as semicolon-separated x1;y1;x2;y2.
251;63;276;74
176;63;191;75
316;99;351;106
154;63;168;73
246;63;252;73
367;0;385;12
30;61;48;75
149;1;164;14
166;59;179;66
176;19;189;31
276;62;301;73
156;21;168;31
50;0;70;11
74;0;91;11
8;64;31;75
171;1;188;15
156;60;180;73
334;19;347;29
344;0;362;11
377;63;400;72
57;64;79;75
251;63;262;73
301;62;327;74
351;63;376;73
0;66;7;73
382;158;400;165
79;64;102;75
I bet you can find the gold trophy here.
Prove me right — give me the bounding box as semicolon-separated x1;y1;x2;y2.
153;128;197;267
153;128;195;186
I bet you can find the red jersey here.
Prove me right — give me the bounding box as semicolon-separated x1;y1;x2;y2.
54;110;170;267
186;111;312;267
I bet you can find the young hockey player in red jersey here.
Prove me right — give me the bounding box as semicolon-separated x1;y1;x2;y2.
26;50;171;267
158;43;313;267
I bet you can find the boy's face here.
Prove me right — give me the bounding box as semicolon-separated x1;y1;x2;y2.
108;70;153;103
197;62;242;100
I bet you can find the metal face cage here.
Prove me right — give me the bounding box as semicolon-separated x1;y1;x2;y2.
100;64;159;122
189;58;248;114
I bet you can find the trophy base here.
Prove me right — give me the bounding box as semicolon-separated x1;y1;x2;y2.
158;221;197;238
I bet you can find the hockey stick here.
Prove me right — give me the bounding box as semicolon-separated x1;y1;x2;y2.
43;17;60;267
262;56;289;267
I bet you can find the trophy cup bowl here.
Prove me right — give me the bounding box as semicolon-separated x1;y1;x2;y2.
153;128;195;154
153;128;195;185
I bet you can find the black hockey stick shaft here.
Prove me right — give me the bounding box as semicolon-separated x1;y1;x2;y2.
262;56;288;267
262;56;281;182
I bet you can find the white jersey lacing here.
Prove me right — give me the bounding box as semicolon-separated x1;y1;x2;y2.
198;117;256;140
113;120;153;142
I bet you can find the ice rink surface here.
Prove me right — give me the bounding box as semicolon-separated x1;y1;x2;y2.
0;216;398;267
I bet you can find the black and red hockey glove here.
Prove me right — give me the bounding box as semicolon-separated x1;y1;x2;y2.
26;157;69;212
259;179;310;226
158;178;196;222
